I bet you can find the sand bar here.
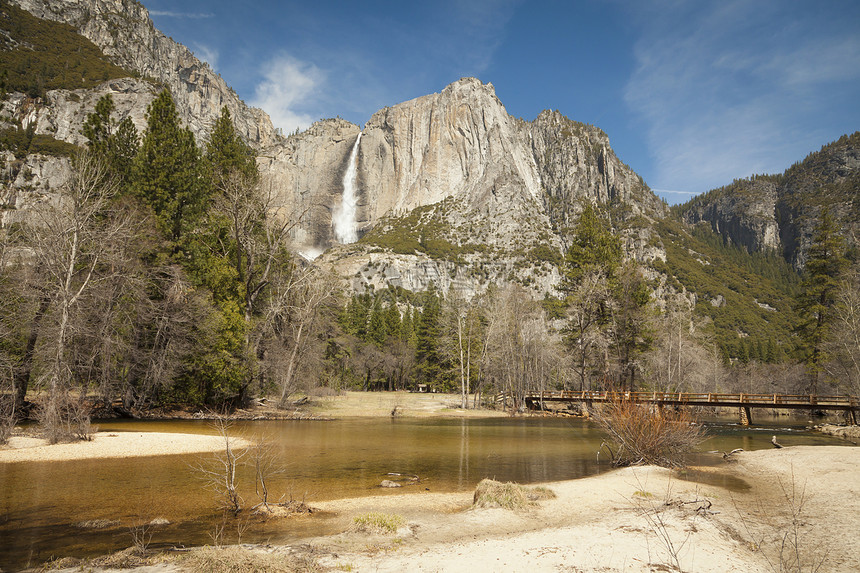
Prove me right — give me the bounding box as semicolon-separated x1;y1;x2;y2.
0;431;251;463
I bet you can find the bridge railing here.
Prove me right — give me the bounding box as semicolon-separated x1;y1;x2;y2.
522;391;858;407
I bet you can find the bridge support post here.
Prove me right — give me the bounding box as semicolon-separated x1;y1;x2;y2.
845;409;858;426
739;406;753;426
581;400;592;418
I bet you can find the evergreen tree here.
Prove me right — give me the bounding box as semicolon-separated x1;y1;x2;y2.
82;95;139;187
611;262;652;390
560;204;624;389
415;289;443;385
133;89;204;243
560;204;623;289
401;305;415;346
205;107;257;182
383;303;402;341
81;94;114;155
795;210;849;393
368;298;386;346
764;339;777;363
108;117;139;186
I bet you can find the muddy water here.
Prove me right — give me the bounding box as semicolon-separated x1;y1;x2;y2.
0;415;851;570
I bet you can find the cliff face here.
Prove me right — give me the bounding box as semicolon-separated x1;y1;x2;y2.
682;178;781;254
254;78;666;296
358;78;543;224
528;110;663;230
257;118;361;256
680;133;860;269
9;0;275;147
272;79;665;266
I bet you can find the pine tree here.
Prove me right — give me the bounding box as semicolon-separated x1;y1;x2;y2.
81;94;114;155
383;303;402;341
415;289;443;385
108;117;139;186
82;95;139;187
133;89;204;243
368;298;386;346
560;204;624;389
611;262;652;390
401;306;415;346
560;204;623;289
795;210;849;393
206;107;257;182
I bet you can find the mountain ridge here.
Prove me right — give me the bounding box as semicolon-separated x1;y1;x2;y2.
679;132;860;270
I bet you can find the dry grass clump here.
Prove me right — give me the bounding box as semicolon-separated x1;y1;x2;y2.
595;398;705;468
87;547;167;569
472;479;557;510
181;546;319;573
350;512;405;534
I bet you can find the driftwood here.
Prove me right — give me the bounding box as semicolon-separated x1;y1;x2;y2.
722;448;744;460
771;435;783;448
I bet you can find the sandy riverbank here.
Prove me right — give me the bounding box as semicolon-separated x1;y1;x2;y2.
40;444;860;572
304;390;511;418
294;445;860;572
0;431;252;463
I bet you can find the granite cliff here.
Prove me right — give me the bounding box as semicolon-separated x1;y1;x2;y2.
264;78;666;296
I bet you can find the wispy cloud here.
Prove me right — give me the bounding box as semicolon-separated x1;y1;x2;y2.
249;54;323;134
192;43;218;71
653;189;698;197
149;10;214;19
445;0;520;73
623;0;860;195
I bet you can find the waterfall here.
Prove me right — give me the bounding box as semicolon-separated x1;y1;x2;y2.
333;132;361;244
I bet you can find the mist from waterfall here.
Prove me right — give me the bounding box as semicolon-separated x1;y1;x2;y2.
333;132;361;243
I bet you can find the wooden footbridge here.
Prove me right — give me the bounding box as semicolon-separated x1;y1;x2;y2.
518;391;860;425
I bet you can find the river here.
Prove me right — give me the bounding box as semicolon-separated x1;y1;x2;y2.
0;415;851;570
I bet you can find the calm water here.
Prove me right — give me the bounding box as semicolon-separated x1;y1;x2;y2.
0;415;851;570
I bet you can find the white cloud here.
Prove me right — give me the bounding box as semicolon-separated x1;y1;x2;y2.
192;43;218;71
249;55;324;134
623;1;860;195
149;10;214;19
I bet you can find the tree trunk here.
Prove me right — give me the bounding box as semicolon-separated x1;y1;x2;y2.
14;295;50;409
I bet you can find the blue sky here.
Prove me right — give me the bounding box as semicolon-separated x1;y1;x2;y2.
145;0;860;204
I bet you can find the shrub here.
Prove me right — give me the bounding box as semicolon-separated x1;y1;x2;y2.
472;479;556;510
595;397;705;468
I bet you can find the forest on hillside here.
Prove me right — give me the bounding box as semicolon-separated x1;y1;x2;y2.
1;89;859;444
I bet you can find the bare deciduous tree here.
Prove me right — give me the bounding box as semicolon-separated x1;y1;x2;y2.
264;266;341;407
825;266;860;396
644;296;724;393
197;416;247;514
564;272;612;391
479;285;564;410
27;151;132;441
